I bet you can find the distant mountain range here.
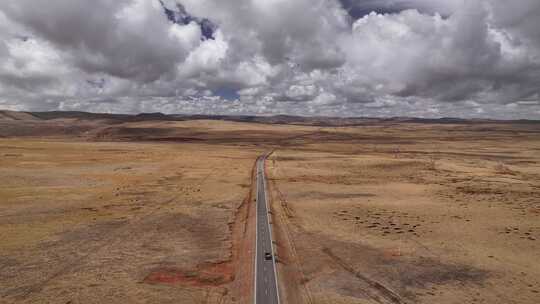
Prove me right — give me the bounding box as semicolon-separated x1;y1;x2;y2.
1;110;539;126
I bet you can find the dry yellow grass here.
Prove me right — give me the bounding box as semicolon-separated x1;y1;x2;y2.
267;123;540;304
1;119;540;304
0;137;259;303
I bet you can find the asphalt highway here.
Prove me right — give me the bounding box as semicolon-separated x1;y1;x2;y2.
254;155;280;304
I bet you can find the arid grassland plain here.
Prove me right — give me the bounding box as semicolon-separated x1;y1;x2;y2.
1;111;539;304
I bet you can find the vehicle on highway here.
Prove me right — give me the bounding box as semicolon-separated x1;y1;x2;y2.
265;252;273;260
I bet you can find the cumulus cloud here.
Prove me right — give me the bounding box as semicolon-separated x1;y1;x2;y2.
0;0;539;119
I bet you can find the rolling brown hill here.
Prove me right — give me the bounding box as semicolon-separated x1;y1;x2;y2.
0;110;40;121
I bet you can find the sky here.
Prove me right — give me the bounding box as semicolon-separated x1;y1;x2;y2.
0;0;540;119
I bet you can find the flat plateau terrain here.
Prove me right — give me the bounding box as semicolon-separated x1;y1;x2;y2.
1;113;539;303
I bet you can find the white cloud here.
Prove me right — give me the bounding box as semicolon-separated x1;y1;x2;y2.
181;30;228;76
0;0;539;119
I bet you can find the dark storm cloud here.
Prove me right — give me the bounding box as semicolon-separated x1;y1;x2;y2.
0;0;539;119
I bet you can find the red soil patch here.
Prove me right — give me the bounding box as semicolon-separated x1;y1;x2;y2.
144;261;234;287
